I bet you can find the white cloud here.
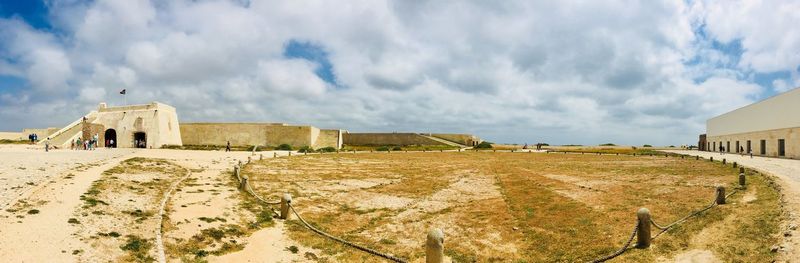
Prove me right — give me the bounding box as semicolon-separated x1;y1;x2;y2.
0;0;798;146
698;0;800;73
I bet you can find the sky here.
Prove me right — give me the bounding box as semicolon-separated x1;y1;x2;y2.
0;1;799;146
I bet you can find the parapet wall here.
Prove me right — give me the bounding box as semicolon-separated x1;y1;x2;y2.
343;133;447;146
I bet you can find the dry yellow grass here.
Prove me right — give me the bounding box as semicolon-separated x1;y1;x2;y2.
243;152;780;262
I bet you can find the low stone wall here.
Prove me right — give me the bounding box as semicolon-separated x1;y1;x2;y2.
21;128;59;139
343;133;447;146
0;132;23;140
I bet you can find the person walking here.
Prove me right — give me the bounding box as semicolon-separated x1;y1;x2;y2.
226;141;231;152
45;138;50;152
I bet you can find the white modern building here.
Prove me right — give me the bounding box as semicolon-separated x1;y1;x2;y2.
705;87;800;158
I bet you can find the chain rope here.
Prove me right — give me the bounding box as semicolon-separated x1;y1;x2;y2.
289;203;408;263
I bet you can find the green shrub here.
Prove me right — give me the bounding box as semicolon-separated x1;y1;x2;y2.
392;146;403;151
276;144;293;151
643;144;653;148
376;146;390;151
318;147;337;153
298;146;315;153
475;141;493;149
600;143;616;146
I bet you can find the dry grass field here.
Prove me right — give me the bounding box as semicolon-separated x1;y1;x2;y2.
242;152;780;262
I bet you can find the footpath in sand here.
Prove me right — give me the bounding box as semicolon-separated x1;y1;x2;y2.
668;150;800;261
0;145;305;262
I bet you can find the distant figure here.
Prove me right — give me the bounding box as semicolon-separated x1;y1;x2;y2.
522;143;529;150
739;146;744;155
71;139;75;150
45;138;50;152
76;138;82;150
719;145;724;155
110;139;114;148
226;141;231;152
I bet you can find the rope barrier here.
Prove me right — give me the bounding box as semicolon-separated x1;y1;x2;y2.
289;203;407;263
244;181;281;205
589;188;740;262
236;159;403;262
589;220;639;263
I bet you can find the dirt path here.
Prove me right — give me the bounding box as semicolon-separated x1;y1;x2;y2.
0;151;135;261
667;150;799;261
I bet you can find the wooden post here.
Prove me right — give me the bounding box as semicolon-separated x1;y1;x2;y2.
733;162;737;168
696;155;699;160
260;154;263;160
715;186;726;205
289;152;292;157
710;157;713;162
722;158;726;165
739;173;746;187
636;208;651;248
233;166;239;179
274;152;277;158
633;153;636;156
426;228;444;263
280;193;292;219
247;156;251;164
239;175;248;190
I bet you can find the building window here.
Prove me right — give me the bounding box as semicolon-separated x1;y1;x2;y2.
736;141;740;153
713;142;717;151
779;139;786;157
760;140;766;155
726;141;730;153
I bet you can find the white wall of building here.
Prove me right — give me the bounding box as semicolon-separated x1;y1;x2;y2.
707;88;800;137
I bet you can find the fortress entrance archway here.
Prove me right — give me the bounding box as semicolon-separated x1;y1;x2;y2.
105;129;117;148
134;132;146;148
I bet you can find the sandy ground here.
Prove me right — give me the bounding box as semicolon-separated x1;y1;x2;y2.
0;144;296;262
0;144;135;210
667;150;800;261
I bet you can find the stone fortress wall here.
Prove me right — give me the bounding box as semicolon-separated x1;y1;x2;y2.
343;133;447;146
180;123;344;149
41;102;183;149
430;133;482;147
9;101;478;150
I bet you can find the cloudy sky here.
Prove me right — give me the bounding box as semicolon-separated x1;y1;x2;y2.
0;0;798;146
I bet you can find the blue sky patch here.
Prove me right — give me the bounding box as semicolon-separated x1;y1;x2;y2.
283;40;337;86
0;0;51;30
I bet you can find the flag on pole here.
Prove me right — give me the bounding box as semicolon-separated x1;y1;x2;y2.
119;89;126;95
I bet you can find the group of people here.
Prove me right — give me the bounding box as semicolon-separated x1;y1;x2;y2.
27;133;39;144
71;134;101;151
